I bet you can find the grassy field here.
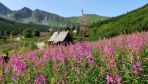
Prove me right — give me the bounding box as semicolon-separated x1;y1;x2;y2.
0;32;50;56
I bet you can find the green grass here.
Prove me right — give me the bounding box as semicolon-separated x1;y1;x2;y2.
0;32;50;56
89;4;148;40
68;14;108;25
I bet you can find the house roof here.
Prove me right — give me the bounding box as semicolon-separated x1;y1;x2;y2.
48;31;58;42
54;31;69;43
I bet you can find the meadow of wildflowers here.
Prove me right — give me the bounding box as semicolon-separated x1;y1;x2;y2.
0;32;148;84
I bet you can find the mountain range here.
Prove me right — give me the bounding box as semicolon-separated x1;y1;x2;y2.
0;2;108;27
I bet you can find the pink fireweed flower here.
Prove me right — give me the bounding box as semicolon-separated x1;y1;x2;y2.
75;42;83;51
75;52;82;58
42;52;49;62
27;51;40;62
0;57;3;64
34;75;46;84
75;43;92;59
128;41;144;52
31;56;39;63
106;75;122;84
56;52;65;61
83;44;91;52
0;75;2;81
106;75;114;84
56;48;65;61
109;59;116;68
87;54;94;64
12;74;19;81
132;60;143;75
84;44;92;55
75;43;83;58
104;46;114;55
12;57;26;72
115;75;122;84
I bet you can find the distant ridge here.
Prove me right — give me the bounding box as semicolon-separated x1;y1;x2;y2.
0;2;11;15
0;2;107;27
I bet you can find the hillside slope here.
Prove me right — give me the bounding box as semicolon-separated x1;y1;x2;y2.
0;17;49;36
67;14;108;25
89;4;148;40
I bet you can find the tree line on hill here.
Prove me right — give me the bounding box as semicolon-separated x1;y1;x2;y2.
89;4;148;40
0;29;41;39
0;17;50;39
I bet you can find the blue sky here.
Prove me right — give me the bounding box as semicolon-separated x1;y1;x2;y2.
0;0;148;17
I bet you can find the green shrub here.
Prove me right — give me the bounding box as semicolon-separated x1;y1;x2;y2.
22;29;32;38
32;30;40;37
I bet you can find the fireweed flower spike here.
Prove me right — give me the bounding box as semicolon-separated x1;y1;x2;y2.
104;46;114;56
75;42;83;58
106;75;122;84
12;74;19;81
115;75;122;84
106;75;115;84
34;75;46;84
56;48;65;61
0;75;2;81
132;60;143;75
87;54;94;64
27;50;39;62
12;57;26;72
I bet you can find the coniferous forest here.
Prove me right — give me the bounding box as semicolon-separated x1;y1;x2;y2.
89;4;148;40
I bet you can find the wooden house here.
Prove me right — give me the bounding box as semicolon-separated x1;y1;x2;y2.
48;31;73;45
